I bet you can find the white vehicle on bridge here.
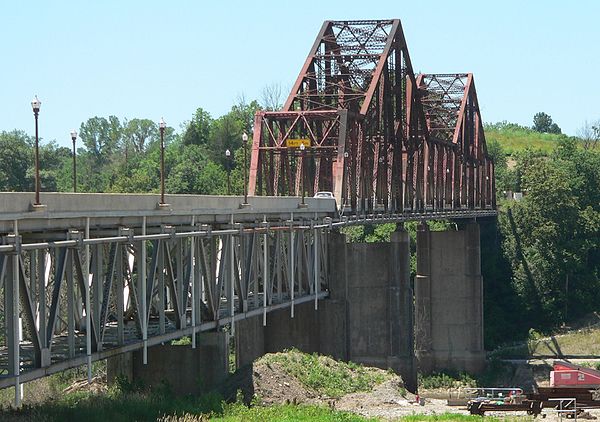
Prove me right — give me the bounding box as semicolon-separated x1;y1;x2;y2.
313;191;334;199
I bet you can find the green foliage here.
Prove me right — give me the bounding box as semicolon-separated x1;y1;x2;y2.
171;336;192;346
340;223;397;243
2;383;371;422
533;112;561;134
214;402;373;421
417;371;476;390
261;349;392;398
501;144;600;328
183;107;213;146
0;130;33;191
480;218;528;349
485;122;571;156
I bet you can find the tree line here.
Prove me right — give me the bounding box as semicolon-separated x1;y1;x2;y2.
0;99;261;196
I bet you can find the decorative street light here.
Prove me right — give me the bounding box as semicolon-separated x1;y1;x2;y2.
70;129;78;192
31;96;41;205
225;149;232;195
159;118;166;205
242;132;249;205
300;142;306;207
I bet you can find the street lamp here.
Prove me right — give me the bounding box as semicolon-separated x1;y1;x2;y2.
225;149;232;195
300;142;306;207
159;117;166;205
70;129;78;192
31;96;41;205
242;132;249;205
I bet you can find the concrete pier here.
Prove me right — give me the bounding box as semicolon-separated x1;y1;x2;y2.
107;332;228;395
328;229;416;391
415;222;485;374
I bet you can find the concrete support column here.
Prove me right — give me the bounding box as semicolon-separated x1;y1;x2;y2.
390;225;416;391
466;222;484;355
415;222;433;373
414;222;485;374
236;315;265;368
327;229;416;391
322;231;349;361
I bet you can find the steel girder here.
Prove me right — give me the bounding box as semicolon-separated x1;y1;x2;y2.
249;19;496;213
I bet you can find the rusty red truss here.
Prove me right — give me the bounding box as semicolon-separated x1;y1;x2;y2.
248;19;495;214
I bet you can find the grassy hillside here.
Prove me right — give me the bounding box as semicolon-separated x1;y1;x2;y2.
492;324;600;359
484;123;573;155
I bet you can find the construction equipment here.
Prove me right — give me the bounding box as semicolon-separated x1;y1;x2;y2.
551;361;600;388
467;361;600;416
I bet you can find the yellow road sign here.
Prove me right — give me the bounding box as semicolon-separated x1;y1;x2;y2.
286;138;311;148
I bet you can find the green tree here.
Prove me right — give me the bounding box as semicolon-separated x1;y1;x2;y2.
182;108;212;146
39;141;71;192
123;118;157;154
0;130;33;191
502;142;600;327
166;144;226;194
533;112;561;134
79;116;120;160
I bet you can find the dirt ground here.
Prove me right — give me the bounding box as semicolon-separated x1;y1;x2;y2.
223;359;600;420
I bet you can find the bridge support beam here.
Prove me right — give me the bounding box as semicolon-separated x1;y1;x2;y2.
415;221;485;374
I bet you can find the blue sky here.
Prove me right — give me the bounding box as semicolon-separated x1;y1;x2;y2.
2;1;599;147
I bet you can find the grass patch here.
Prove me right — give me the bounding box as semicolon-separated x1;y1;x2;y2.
490;326;600;359
212;402;374;421
528;328;600;357
2;388;224;422
2;388;373;422
260;349;393;398
486;126;571;155
0;361;107;408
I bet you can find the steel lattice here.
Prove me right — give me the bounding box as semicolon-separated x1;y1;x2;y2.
249;19;496;213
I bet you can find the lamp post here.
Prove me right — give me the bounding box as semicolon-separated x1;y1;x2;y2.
71;129;77;192
225;149;232;195
159;118;166;205
31;96;41;205
242;132;249;205
300;142;306;207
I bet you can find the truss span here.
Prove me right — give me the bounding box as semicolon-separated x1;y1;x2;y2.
249;19;496;214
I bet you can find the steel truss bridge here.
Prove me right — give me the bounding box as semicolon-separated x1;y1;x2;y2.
0;19;496;406
250;19;496;213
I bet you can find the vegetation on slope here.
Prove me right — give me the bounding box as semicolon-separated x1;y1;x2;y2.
260;349;394;398
485;121;573;155
491;323;600;359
